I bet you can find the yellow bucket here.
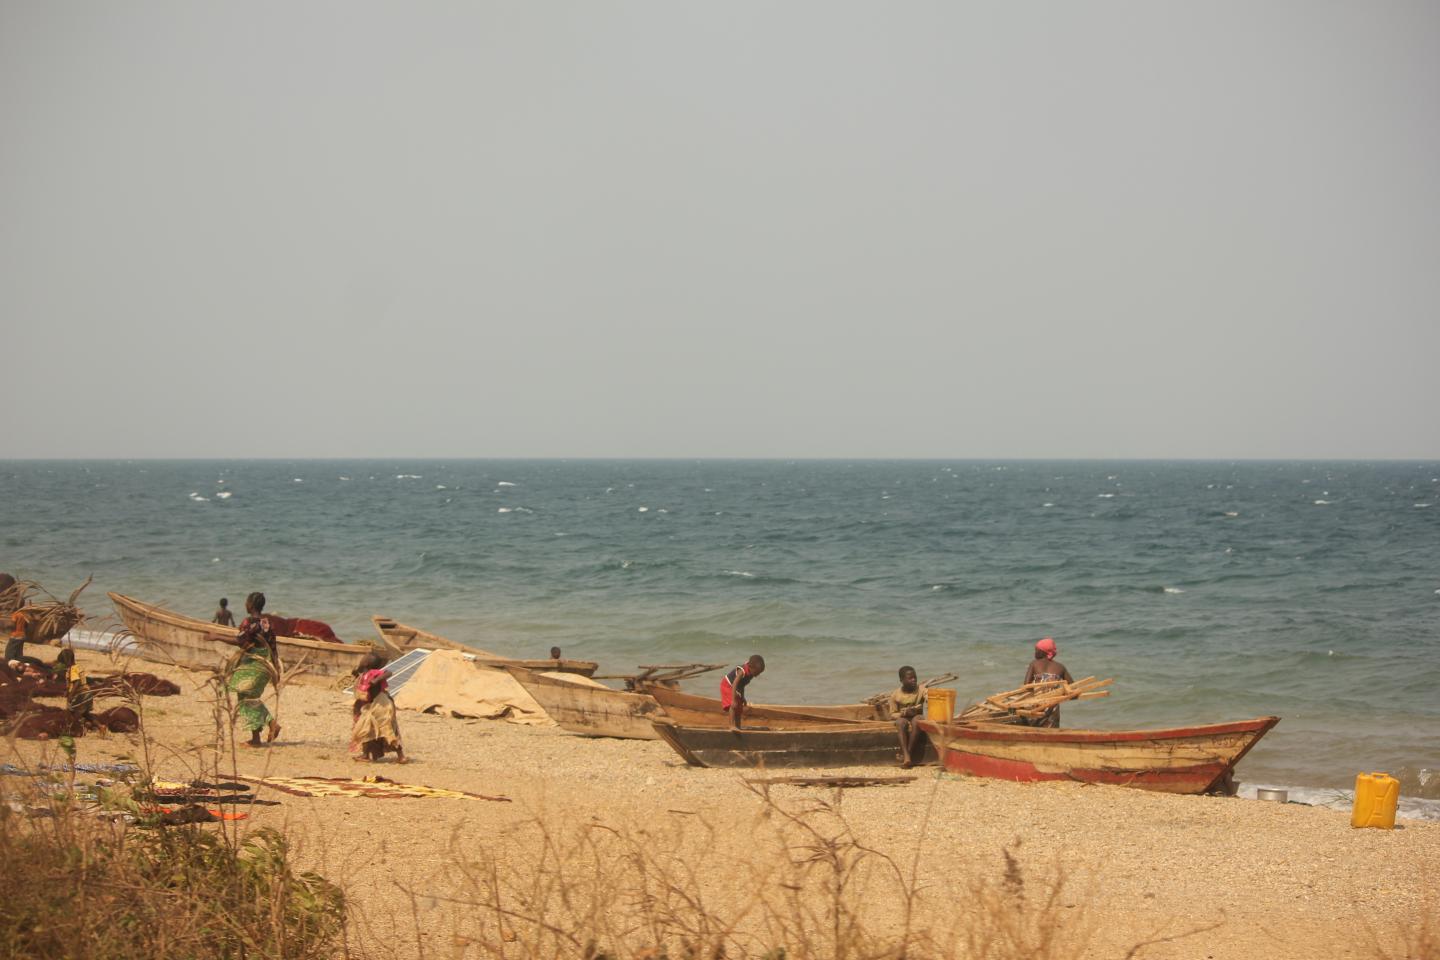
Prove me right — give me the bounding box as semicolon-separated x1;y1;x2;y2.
925;687;956;722
1351;772;1399;829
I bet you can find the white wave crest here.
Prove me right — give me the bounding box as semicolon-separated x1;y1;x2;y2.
637;506;649;513
1313;499;1333;505
725;570;756;578
497;507;512;513
216;491;233;500
396;474;422;480
1163;586;1185;594
497;481;516;487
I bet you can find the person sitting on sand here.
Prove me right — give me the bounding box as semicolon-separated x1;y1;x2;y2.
1023;637;1074;728
213;598;235;627
891;665;927;768
215;592;282;748
549;646;562;660
350;653;406;763
55;647;93;720
720;655;765;729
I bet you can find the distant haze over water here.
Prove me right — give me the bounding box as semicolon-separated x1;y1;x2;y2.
3;459;1437;797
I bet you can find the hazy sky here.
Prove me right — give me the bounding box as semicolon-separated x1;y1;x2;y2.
2;2;1436;459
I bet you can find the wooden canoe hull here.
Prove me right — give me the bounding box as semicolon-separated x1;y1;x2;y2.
110;592;385;684
645;684;884;726
653;721;907;768
371;616;598;676
920;716;1280;795
505;668;662;739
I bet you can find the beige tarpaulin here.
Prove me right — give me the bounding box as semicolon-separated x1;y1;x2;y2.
391;650;562;725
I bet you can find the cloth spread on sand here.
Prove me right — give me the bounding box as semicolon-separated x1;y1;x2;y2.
390;649;554;724
235;774;510;801
351;689;403;755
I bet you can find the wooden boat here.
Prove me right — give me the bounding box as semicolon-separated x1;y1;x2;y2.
919;716;1280;795
645;684;885;726
371;616;598;676
505;668;663;740
110;592;385;684
653;720;917;768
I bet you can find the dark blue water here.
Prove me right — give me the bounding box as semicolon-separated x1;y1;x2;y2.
3;459;1437;794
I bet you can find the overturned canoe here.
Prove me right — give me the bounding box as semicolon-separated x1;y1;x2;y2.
371;616;598;676
645;684;884;727
505;668;662;739
653;720;905;768
110;593;384;684
919;716;1280;795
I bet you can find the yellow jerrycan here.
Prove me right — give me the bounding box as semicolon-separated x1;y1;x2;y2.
925;687;957;722
1350;772;1399;829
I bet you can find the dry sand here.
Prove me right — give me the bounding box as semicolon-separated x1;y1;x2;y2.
7;651;1436;960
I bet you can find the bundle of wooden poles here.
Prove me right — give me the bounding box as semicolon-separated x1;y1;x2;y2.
956;676;1113;725
596;662;728;690
0;576;91;644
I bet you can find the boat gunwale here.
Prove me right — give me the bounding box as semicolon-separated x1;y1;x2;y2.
373;615;599;676
920;716;1280;745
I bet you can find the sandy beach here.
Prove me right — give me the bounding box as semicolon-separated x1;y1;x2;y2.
6;650;1435;960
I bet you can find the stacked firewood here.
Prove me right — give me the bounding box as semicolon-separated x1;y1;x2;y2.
955;676;1112;724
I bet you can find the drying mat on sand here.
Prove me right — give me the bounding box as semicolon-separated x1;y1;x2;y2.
235;774;510;802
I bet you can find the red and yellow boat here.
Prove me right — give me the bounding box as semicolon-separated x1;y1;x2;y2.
919;715;1279;795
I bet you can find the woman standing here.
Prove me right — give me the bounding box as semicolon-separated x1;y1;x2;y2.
219;591;281;748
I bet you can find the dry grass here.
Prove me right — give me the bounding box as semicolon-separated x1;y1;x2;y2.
362;779;1092;960
0;763;347;959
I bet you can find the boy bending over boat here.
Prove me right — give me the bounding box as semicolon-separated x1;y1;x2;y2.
720;655;765;729
891;665;926;768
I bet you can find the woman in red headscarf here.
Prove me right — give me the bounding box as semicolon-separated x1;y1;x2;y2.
1023;637;1073;727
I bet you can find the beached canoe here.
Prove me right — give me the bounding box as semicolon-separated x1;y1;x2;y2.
644;684;885;726
919;716;1280;795
652;720;907;768
110;592;386;684
505;668;663;739
371;616;598;676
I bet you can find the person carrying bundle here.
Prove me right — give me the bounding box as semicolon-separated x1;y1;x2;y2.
1023;637;1074;728
720;655;765;729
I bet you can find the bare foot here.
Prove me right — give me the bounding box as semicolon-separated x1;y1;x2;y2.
240;740;265;749
352;755;370;763
265;720;281;743
394;755;409;765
